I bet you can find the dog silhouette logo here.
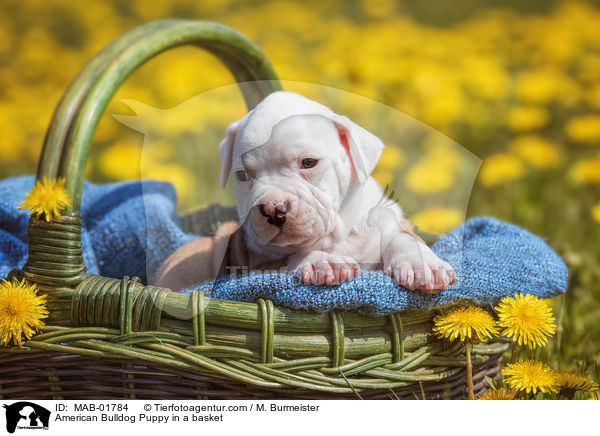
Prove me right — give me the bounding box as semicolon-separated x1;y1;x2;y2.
2;402;50;433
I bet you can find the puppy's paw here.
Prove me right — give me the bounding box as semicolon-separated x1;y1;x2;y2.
291;251;360;285
384;250;456;293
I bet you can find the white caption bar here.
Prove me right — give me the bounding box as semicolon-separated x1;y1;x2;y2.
0;399;594;435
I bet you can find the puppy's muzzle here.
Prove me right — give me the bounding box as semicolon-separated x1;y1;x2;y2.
258;201;289;228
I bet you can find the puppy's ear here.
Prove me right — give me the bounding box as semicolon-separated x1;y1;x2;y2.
331;115;384;183
218;119;240;189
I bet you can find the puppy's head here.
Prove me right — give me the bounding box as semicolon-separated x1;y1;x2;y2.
219;93;384;252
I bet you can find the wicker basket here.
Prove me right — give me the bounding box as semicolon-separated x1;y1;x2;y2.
0;20;508;400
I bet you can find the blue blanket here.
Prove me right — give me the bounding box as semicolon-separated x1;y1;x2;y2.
0;176;567;315
0;176;196;282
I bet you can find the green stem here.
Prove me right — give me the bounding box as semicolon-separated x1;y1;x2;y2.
466;340;474;400
511;341;517;363
555;293;565;357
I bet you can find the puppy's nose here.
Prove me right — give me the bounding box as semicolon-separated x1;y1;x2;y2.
259;202;288;228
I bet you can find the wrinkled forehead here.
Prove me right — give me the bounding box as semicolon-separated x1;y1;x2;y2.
233;114;340;164
270;114;338;146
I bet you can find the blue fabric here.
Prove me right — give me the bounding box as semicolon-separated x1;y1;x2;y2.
0;176;196;283
1;175;567;315
188;217;568;314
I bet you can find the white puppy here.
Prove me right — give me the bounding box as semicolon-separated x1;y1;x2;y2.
155;91;456;292
213;91;456;292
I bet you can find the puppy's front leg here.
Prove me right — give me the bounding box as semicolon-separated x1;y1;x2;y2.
289;251;360;285
383;233;456;293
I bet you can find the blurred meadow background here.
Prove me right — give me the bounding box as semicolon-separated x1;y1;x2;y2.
0;0;599;386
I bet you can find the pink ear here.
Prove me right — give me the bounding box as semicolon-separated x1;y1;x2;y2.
334;122;355;169
331;116;384;183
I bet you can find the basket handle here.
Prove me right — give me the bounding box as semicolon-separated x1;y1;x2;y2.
39;20;281;213
37;21;174;180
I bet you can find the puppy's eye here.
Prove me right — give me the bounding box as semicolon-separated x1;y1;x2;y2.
235;170;249;182
301;158;319;169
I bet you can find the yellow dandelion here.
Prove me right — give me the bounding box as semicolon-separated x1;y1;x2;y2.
509;135;561;169
569;156;600;184
502;360;558;394
433;306;498;342
556;370;599;392
565;115;600;144
405;162;455;194
495;293;556;348
377;146;403;169
476;388;517;400
98;142;141;180
479;153;525;187
592;202;600;223
506;106;549;131
516;68;564;104
371;168;394;187
434;306;498;400
0;279;48;345
18;177;71;222
411;208;462;234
